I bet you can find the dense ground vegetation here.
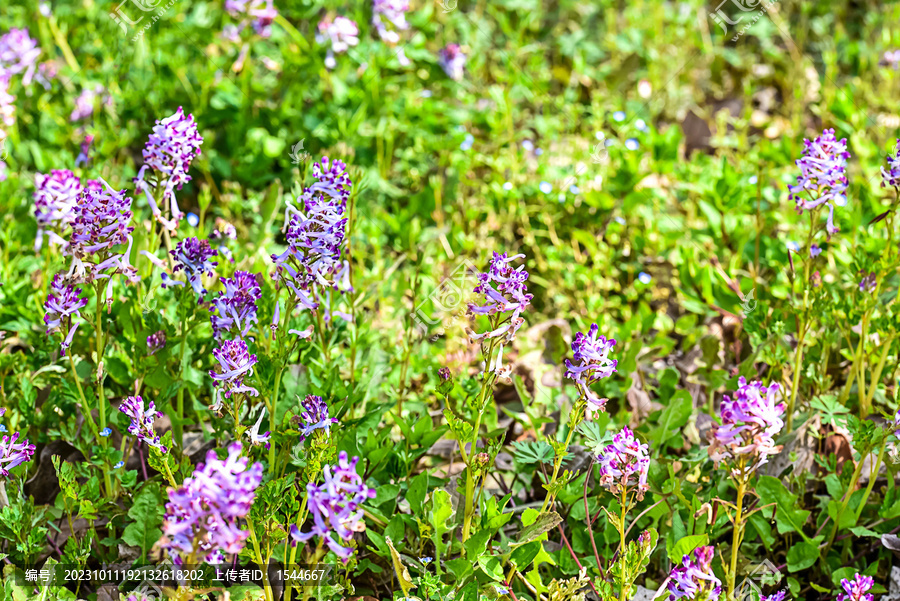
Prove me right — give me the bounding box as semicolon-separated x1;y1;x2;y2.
2;0;900;600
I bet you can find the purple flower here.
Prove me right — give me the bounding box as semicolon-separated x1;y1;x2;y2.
317;16;359;69
438;367;452;381
133;107;203;231
438;44;466;81
788;128;850;236
34;169;82;250
210;271;261;340
883;139;900;191
837;574;874;601
162;442;263;562
211;217;237;240
372;0;409;45
296;395;339;442
44;274;88;353
667;545;722;601
761;591;788;601
709;377;785;471
597;427;650;499
65;178;139;304
208;339;259;411
859;271;877;293
119;395;167;453
224;0;277;37
289;452;375;561
168;237;218;297
0;28;41;86
810;243;822;258
883;49;900;70
564;324;617;414
246;409;271;449
147;330;166;355
0;431;36;477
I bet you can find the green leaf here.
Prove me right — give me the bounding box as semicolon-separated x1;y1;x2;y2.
756;475;811;540
786;539;821;572
512;511;561;548
511;441;554;465
406;472;428;513
477;556;504;581
510;540;542;570
667;534;709;564
647;390;692;447
121;484;163;559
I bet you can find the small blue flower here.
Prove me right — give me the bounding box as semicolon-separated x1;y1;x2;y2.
0;425;7;433
638;272;652;284
419;556;433;564
100;427;112;437
521;140;534;152
460;134;474;151
635;118;648;132
494;585;510;594
539;181;553;194
613;110;626;122
114;461;124;469
614;216;626;225
420;90;433;98
834;193;847;207
595;131;606;140
786;241;800;252
569;185;580;194
503;182;513;191
534;148;543;156
186;212;199;227
625;138;640;151
748;175;758;185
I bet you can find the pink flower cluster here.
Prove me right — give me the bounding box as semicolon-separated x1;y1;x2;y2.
709;377;785;472
165;237;219;297
597;426;650;499
208;339;259;411
210;270;262;340
837;574;874;601
290;452;375;560
438;44;466;81
224;0;277;38
162;443;263;562
296;395;339;442
316;16;359;69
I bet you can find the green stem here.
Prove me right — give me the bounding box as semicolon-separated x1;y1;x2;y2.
247;517;275;601
727;470;747;601
461;341;497;542
94;287;113;499
68;354;98;436
617;487;629;601
823;452;867;557
174;299;188;449
268;366;284;471
540;424;577;513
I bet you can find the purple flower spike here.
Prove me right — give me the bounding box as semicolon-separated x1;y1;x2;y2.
65;178;139;304
147;330;166;355
208;339;259;411
709;377;785;472
597;427;650;499
133;107;203;231
0;431;36;477
761;591;788;601
33;170;82;250
883;139;900;191
316;17;359;69
438;44;466;81
119;395;167;453
564;324;617;414
44;274;88;353
289;451;375;561
297;395;339;442
788;128;850;236
466;253;533;379
210;271;261;340
667;545;722;601
301;157;352;212
837;574;874;601
162;442;263;562
169;237;218;297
